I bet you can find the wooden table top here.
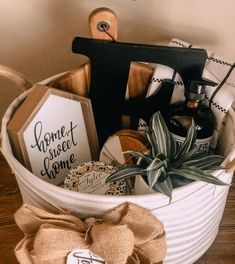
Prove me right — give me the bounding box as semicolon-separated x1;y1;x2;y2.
0;151;234;264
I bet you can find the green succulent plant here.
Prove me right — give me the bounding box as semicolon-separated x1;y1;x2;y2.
106;111;227;200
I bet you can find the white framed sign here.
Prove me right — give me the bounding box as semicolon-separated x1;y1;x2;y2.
7;84;99;185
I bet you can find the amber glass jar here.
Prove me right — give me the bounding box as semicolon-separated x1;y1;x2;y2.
163;80;216;152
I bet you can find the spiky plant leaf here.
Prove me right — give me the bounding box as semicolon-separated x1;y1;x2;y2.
150;112;176;160
147;168;162;188
169;134;177;161
168;165;228;186
144;157;167;172
175;119;196;160
184;155;224;170
123;151;153;165
147;160;167;187
145;131;157;157
203;166;225;173
105;164;145;183
173;147;198;168
153;175;173;201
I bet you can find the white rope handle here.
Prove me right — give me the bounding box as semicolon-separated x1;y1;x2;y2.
0;64;32;91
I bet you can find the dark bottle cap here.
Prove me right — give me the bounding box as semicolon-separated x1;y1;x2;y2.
187;78;217;101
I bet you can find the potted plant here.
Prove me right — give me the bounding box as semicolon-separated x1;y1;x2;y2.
106;111;227;200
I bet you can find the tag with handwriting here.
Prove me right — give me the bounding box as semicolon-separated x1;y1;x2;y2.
64;161;130;195
67;248;106;264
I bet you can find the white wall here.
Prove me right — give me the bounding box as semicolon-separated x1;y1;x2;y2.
0;0;234;119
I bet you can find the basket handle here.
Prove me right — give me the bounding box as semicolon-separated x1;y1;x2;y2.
0;65;32;148
0;64;32;91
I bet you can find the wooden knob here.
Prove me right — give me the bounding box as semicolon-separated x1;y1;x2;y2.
89;7;118;41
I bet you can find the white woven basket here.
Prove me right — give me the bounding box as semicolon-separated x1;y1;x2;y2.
1;64;235;264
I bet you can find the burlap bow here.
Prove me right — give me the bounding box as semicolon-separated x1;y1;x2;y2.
14;202;166;264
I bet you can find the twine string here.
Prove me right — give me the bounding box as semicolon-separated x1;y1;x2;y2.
100;24;116;42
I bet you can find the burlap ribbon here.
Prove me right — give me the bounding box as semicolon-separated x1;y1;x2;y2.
14;202;166;264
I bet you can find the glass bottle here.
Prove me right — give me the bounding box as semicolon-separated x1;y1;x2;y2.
163;79;217;153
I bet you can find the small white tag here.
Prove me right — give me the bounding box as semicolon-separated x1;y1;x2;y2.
67;248;106;264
